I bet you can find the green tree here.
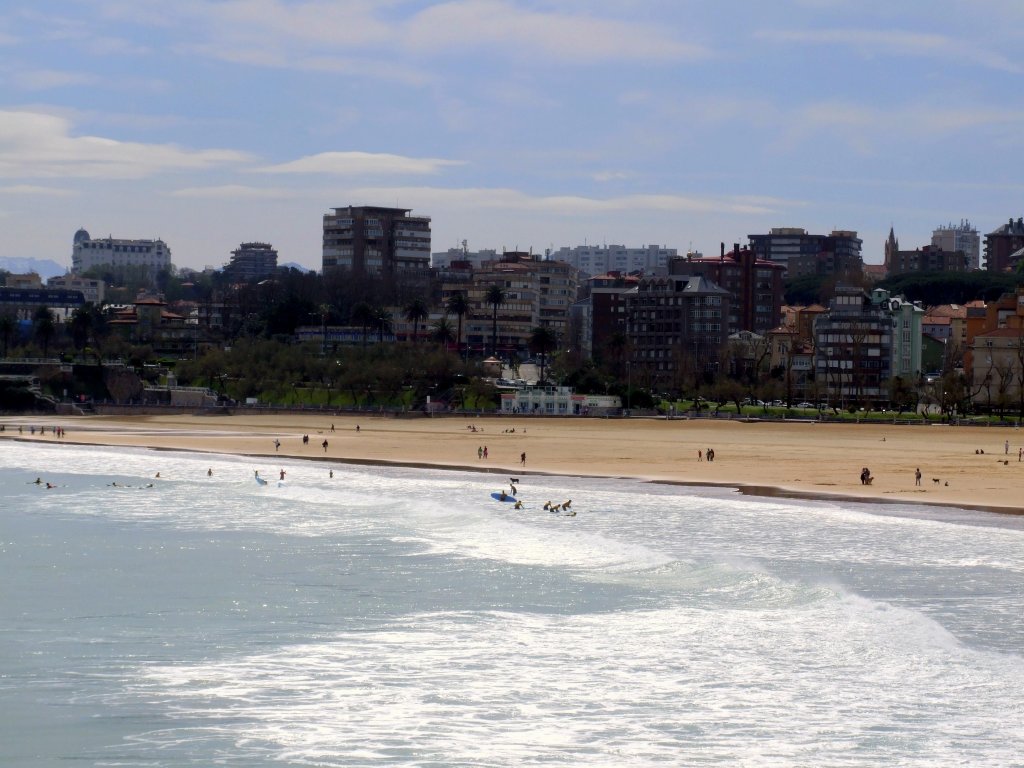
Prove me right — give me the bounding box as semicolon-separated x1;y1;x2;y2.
374;307;393;344
528;325;558;383
403;298;429;344
431;317;456;348
445;291;469;359
351;302;374;348
485;284;506;357
33;306;56;358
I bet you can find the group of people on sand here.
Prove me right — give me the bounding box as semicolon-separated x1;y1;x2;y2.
8;425;66;437
697;448;716;462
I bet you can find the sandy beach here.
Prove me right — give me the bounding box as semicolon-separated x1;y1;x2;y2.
4;413;1024;514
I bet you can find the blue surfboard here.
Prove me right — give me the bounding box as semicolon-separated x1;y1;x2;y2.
490;492;515;502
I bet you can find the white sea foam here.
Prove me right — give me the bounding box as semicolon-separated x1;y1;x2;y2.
5;441;1024;766
132;597;1024;766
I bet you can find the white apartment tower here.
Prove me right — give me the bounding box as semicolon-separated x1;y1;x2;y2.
931;220;981;270
546;244;675;277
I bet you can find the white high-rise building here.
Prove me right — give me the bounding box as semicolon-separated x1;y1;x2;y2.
71;228;171;277
931;220;981;270
546;244;675;277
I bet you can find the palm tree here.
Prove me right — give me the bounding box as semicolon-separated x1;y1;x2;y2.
374;307;393;344
403;298;429;344
0;314;15;358
445;291;469;359
485;284;506;357
69;305;94;351
431;317;456;349
529;325;558;384
352;302;374;349
33;306;56;358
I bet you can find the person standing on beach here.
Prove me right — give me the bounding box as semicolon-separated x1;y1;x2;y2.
483;446;488;459
520;452;526;467
478;446;483;459
322;439;329;452
1006;440;1010;455
698;449;703;461
915;468;922;486
274;439;280;452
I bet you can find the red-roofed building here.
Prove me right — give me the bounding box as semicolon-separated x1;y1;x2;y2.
669;243;785;336
108;291;200;356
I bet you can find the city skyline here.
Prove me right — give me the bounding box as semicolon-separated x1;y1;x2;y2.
1;1;1022;272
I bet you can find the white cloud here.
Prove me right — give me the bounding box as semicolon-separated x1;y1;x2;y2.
592;171;632;182
347;186;789;216
0;184;76;196
10;69;100;90
405;0;707;62
170;185;298;199
102;0;706;67
756;27;1021;73
257;151;464;176
0;110;252;179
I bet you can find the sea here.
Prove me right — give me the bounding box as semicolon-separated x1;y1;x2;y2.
2;439;1023;767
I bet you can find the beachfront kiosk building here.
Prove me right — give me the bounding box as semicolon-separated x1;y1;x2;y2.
500;385;621;415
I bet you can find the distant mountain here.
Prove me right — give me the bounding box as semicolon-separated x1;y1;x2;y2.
280;262;312;273
0;257;67;279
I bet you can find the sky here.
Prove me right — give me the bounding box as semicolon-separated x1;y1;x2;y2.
1;0;1022;273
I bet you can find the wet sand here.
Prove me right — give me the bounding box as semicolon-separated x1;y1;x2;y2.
5;413;1024;514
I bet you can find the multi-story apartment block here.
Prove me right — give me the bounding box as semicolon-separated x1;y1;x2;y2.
814;286;922;406
585;272;639;362
71;228;171;279
322;206;431;282
983;217;1024;272
748;228;862;278
883;290;925;381
670;243;785;336
932;220;980;270
463;253;578;357
624;275;730;387
47;274;105;304
225;242;278;282
546;244;675;277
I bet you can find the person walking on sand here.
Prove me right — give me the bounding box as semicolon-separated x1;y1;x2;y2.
478;446;483;460
915;467;922;486
698;449;703;461
1006;440;1010;455
322;439;329;452
274;439;280;452
520;452;526;467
